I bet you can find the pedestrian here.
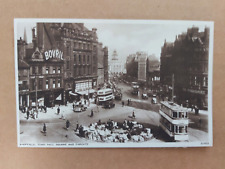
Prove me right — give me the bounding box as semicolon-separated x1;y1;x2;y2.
23;106;26;113
57;106;60;115
66;120;70;129
43;123;46;133
127;99;130;106
84;99;87;105
89;109;94;117
72;102;75;110
26;109;30;120
132;111;135;118
195;105;199;115
122;101;124;107
97;119;102;125
75;121;79;131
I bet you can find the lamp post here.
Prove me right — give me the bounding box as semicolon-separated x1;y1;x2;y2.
35;72;38;116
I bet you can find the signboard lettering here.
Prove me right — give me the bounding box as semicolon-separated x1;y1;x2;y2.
45;49;63;60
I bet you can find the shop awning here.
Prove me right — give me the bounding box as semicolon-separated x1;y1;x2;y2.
56;94;62;100
76;89;96;95
69;91;78;96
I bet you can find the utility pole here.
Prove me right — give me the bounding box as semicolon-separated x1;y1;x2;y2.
172;74;174;103
35;72;38;115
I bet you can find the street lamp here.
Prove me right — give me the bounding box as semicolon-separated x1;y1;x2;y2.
35;72;38;116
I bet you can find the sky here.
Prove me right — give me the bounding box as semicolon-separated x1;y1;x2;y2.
16;20;207;63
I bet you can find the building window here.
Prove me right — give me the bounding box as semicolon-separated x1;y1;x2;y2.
74;42;76;48
58;67;61;73
46;67;49;74
194;76;197;86
39;79;43;90
38;66;42;74
53;79;56;88
87;55;90;63
67;60;70;69
67;46;70;55
203;77;208;87
32;66;36;75
46;79;49;89
53;67;56;74
74;54;76;64
79;55;81;64
83;55;86;64
58;79;61;87
30;79;35;91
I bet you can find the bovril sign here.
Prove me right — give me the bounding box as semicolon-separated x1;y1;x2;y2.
44;49;63;61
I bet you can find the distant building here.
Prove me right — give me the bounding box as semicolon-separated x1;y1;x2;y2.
103;47;109;82
97;43;105;87
109;50;124;75
160;27;209;109
146;55;160;91
18;59;30;107
138;52;148;83
126;52;160;88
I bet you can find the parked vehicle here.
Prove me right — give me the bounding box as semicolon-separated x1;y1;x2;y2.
142;93;148;99
151;96;157;104
74;104;87;112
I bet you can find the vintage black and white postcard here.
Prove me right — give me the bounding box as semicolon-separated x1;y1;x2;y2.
14;19;214;148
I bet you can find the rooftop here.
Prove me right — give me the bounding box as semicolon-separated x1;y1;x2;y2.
160;101;188;112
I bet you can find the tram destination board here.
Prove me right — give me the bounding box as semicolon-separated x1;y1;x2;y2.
14;18;213;148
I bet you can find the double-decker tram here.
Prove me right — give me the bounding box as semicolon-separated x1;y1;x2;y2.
159;101;189;141
97;88;114;105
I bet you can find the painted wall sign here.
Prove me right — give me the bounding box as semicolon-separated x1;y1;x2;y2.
45;49;63;60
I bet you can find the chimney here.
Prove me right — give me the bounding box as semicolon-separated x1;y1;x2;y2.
32;27;35;40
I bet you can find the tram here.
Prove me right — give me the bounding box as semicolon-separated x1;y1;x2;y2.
159;101;189;141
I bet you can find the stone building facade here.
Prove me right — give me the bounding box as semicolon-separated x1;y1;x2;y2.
160;27;209;109
17;22;108;107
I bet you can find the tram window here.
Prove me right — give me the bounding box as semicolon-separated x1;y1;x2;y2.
180;112;185;118
179;127;186;133
173;112;177;118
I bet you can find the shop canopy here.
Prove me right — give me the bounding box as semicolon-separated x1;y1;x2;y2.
69;91;78;96
76;89;96;95
56;94;62;100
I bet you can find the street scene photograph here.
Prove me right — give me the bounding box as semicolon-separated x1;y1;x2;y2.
14;19;213;148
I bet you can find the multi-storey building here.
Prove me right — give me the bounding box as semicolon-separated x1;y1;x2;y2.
126;52;160;88
26;26;64;107
17;22;108;107
103;47;109;82
17;37;30;108
97;43;105;87
160;27;209;109
146;55;160;91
